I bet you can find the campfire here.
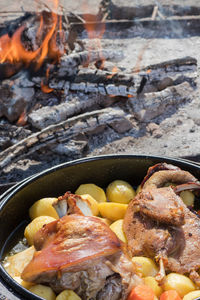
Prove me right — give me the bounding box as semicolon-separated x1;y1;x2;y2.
0;0;199;193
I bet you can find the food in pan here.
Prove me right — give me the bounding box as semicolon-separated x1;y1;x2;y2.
3;163;200;300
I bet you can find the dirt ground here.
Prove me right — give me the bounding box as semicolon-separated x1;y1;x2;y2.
2;0;200;13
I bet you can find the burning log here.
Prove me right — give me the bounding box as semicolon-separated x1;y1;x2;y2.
50;56;196;97
55;49;123;78
27;56;196;129
0;107;133;172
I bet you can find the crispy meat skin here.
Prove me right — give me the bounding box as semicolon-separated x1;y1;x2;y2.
22;214;136;299
142;167;197;190
124;186;200;275
141;163;181;187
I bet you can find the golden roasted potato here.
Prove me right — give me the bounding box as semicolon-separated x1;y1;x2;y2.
131;257;158;277
144;276;163;297
24;216;56;245
4;246;35;280
29;198;59;220
110;219;127;243
29;284;56;300
183;290;200;300
106;180;135;204
56;289;81;300
98;202;128;221
95;217;112;226
75;183;106;202
163;273;196;297
80;194;99;216
180;190;195;207
12;276;35;289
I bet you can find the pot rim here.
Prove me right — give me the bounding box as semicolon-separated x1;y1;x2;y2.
1;154;199;205
0;154;200;300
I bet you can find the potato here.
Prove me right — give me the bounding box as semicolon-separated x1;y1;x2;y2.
12;276;35;289
106;180;135;204
110;219;127;243
75;183;106;202
144;276;163;297
131;257;158;277
180;190;195;207
29;198;59;220
4;246;35;279
95;217;112;226
98;202;128;221
80;194;99;216
163;273;196;297
56;290;81;300
24;216;56;245
183;290;200;300
29;284;56;300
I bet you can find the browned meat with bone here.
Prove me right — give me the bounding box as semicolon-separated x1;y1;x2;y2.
22;214;138;299
124;163;200;284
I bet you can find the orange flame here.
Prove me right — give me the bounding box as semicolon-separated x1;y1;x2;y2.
17;110;27;126
0;0;64;71
107;66;119;79
41;66;53;93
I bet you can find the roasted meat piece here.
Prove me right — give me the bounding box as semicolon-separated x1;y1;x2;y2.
124;164;200;284
124;187;185;258
141;162;197;189
22;214;138;299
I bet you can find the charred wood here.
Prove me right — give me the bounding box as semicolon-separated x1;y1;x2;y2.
71;17;200;39
138;56;197;92
0;107;133;171
28;94;117;130
0;62;23;80
55;49;123;78
51;56;196;97
129;82;194;122
98;1;200;20
63;68;142;97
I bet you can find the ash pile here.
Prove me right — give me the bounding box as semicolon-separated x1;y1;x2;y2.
0;0;199;191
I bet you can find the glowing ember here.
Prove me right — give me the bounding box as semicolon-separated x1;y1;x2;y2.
17;110;27;126
107;66;119;79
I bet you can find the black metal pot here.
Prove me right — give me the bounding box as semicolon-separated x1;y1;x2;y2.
0;154;200;300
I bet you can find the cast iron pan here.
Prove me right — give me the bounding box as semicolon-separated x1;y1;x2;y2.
1;154;200;299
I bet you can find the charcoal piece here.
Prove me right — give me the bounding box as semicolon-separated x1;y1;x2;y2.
0;74;35;122
0;12;34;37
0;62;23;80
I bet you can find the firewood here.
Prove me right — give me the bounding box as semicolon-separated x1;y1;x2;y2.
49;56;196;97
0;107;132;171
56;49;123;77
129;82;194;122
28;93;116;130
